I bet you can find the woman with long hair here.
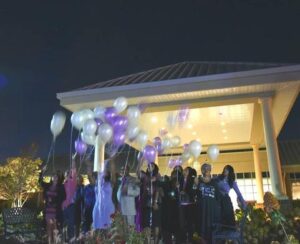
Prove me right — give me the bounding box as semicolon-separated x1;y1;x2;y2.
143;162;164;244
217;165;247;226
39;167;66;244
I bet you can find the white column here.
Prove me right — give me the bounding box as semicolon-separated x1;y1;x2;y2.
252;144;264;203
155;153;159;166
93;135;105;172
259;98;286;198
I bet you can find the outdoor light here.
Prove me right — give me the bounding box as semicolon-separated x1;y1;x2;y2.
151;116;158;123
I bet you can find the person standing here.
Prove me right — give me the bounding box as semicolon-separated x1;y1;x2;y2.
62;159;77;242
73;174;84;239
39;167;66;244
117;165;140;227
196;163;221;243
82;172;96;234
217;165;247;226
93;161;115;230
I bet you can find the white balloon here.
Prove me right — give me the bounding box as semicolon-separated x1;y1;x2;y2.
98;123;113;143
83;119;97;136
50;111;66;139
207;145;220;161
167;113;177;128
127;106;141;124
189;140;202;158
113;97;128;113
71;111;85;130
82;109;94;122
181;151;191;162
94;106;106;120
81;132;96;146
171;136;181;147
127;124;140;140
162;137;171;150
136;130;148;149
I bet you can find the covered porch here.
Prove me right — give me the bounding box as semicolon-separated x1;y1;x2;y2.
57;61;300;202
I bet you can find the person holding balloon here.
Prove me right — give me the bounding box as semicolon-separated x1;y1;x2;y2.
39;166;66;244
143;162;164;244
217;165;247;227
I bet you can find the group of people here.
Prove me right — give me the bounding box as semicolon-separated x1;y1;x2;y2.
39;159;247;244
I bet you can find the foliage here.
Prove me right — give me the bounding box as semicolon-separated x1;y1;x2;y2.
0;156;42;207
237;204;300;244
82;211;148;244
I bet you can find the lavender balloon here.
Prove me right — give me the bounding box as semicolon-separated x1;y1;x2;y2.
113;130;126;146
112;115;128;132
95;118;103;127
143;145;157;163
153;137;163;155
183;143;189;152
178;105;190;126
104;107;117;124
75;139;88;155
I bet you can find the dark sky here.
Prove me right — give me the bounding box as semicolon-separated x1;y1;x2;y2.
0;0;300;161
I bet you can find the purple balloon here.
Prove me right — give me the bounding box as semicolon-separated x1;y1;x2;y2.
143;145;157;163
178;105;190;125
183;143;189;152
168;158;176;168
175;157;183;166
75;139;88;155
113;130;126;146
95;118;103;127
104;107;117;124
112;115;128;132
153;136;162;146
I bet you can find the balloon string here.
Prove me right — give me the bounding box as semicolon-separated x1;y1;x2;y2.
52;139;56;174
69;125;74;171
45;140;55;167
120;145;131;183
150;169;153;229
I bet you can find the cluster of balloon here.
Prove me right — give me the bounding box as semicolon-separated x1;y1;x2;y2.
207;144;220;161
50;111;67;140
68;97;148;157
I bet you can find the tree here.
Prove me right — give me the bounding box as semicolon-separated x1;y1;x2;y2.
0;156;42;207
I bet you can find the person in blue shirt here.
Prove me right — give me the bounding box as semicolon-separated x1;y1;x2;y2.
82;172;96;234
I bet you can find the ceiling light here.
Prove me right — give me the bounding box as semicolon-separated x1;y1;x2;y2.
151;116;158;123
188;124;193;129
224;136;228;140
222;129;227;133
220;121;226;126
192;131;197;136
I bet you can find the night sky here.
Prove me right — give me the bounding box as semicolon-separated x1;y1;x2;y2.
0;1;300;161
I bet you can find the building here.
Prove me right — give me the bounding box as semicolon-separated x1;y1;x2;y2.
57;61;300;203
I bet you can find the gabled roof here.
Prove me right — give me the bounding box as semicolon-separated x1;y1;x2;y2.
78;61;288;90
